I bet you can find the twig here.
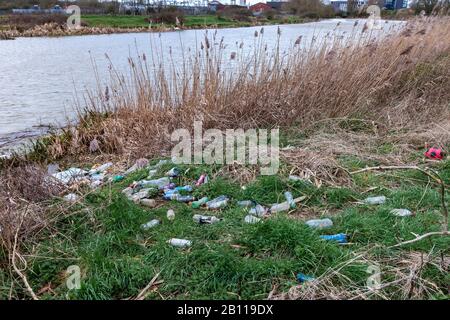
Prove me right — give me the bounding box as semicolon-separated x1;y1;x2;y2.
135;272;161;300
11;208;39;300
389;231;449;248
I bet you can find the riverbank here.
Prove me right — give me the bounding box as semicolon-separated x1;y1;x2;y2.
0;17;449;300
0;14;308;39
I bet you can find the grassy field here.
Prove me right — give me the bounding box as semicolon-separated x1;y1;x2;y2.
0;17;449;300
80;14;301;29
1;148;449;300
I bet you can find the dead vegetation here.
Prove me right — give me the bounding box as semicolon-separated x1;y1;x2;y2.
269;248;449;300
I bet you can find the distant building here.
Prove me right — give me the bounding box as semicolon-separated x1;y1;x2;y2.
12;5;65;14
250;2;273;14
266;1;286;10
384;0;409;9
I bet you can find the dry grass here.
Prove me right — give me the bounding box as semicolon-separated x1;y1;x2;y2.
269;248;449;300
27;16;447;166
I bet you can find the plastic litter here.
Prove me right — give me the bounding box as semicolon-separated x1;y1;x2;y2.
167;209;175;221
306;218;333;229
284;191;296;209
320;233;347;243
297;273;315;283
249;204;268;217
166;167;180;177
244;215;261;224
270;196;306;213
63;193;79;203
425;147;444;160
237;200;256;208
288;175;302;181
364;196;386;205
195;174;208;186
391;208;413;217
192;197;209;209
89;162;113;175
52;168;87;185
131;188;154;203
148;169;158;178
140;199;156;208
193;214;221;224
269;201;290;213
168;238;192;248
113;175;124;182
124;158;149;175
122;186;134;196
141;219;160;230
47;163;59;175
140;177;171;189
206;196;229;209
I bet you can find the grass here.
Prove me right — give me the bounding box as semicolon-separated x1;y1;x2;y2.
80;14;304;29
1;17;449;300
3;155;446;300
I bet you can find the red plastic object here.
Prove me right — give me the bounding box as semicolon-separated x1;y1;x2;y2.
425;148;444;160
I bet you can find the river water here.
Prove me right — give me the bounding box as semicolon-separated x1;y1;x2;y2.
0;18;403;155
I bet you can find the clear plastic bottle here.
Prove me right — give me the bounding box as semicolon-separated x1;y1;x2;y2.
364;196;386;205
193;214;221;224
206;196;229;209
269;201;290;213
166;209;175;221
284;191;296;209
249;204;267;217
141;219;160;230
168;238;192;248
306;218;333;229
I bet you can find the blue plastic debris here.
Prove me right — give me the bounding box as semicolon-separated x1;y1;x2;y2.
296;273;315;283
319;233;348;244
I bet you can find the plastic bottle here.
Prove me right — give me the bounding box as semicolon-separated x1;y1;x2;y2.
193;214;221;224
167;209;175;221
269;201;290;213
284;191;296;209
237;200;256;208
140;177;171;189
166;167;180;177
196;174;207;186
141;219;160;230
175;195;195;203
174;185;193;192
364;196;386;205
320;233;347;243
244;215;261;224
140;199;156;208
249;204;267;217
306;218;333;229
90;162;113;174
296;273;315;283
206;196;229;209
168;238;192;248
113;175;124;182
192;197;209;209
390;208;413;217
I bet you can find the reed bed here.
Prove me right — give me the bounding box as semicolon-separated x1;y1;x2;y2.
49;16;449;162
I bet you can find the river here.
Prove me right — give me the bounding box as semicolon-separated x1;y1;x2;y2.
0;18;404;156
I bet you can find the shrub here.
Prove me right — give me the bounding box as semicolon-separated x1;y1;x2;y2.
146;7;185;25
